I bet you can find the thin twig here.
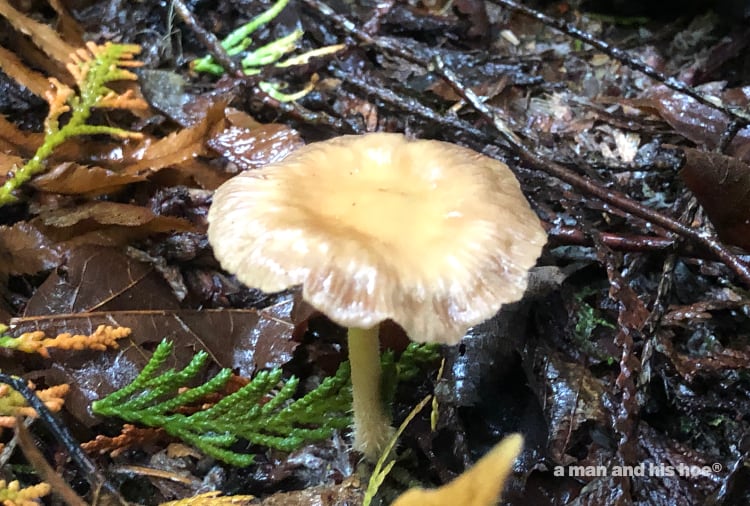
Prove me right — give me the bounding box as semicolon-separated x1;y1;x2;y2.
0;373;123;501
15;419;89;506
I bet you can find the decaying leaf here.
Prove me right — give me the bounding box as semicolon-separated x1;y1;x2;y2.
0;221;61;277
124;101;228;176
0;115;44;156
31;162;147;195
679;147;750;250
0;0;77;71
542;354;609;464
392;434;523;506
137;69;202;127
207;121;303;171
630;85;750;161
33;201;195;247
0;44;49;97
22;246;180;315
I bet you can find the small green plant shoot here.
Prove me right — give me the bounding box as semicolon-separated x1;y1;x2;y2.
191;0;299;77
573;287;617;364
191;0;344;102
92;339;351;466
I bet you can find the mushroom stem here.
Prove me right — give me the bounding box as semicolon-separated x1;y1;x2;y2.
348;325;394;461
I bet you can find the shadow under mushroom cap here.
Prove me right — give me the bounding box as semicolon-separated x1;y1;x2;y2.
207;133;547;344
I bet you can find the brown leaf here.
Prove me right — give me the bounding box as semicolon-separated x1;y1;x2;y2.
0;152;24;185
137;69;202;127
632;86;750;161
47;0;85;47
454;0;490;39
0;115;43;157
0;221;61;277
207;123;303;171
31;162;147;195
542;353;609;465
0;44;50;97
23;246;180;316
679;147;750;250
124;101;227;175
148;160;230;191
33;201;195;247
0;0;77;70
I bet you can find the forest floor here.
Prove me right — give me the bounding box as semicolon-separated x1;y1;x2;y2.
1;0;750;504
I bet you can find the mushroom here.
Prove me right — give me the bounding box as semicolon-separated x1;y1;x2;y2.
207;133;546;461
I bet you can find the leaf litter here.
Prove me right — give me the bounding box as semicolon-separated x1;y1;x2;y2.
2;0;750;505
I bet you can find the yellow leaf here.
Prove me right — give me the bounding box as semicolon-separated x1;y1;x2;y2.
392;434;523;506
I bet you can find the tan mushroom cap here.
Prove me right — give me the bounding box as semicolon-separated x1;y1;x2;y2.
207;133;546;344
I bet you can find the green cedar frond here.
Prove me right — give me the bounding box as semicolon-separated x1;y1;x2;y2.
92;339;440;467
0;42;146;206
92;339;351;467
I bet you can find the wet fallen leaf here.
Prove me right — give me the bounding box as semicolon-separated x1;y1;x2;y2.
542;354;609;465
0;115;43;156
207;123;303;171
0;152;24;184
454;0;489;39
630;85;750;161
0;0;77;71
23;246;180;316
46;0;84;47
124;101;227;176
137;69;197;127
0;44;49;97
39;201;193;230
32;201;196;248
31;162;147;195
679;147;750;250
0;221;61;277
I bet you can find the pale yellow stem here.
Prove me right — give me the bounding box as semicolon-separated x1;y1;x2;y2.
348;325;395;461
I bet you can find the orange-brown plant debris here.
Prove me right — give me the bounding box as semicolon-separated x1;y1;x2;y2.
82;424;167;458
10;324;131;358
